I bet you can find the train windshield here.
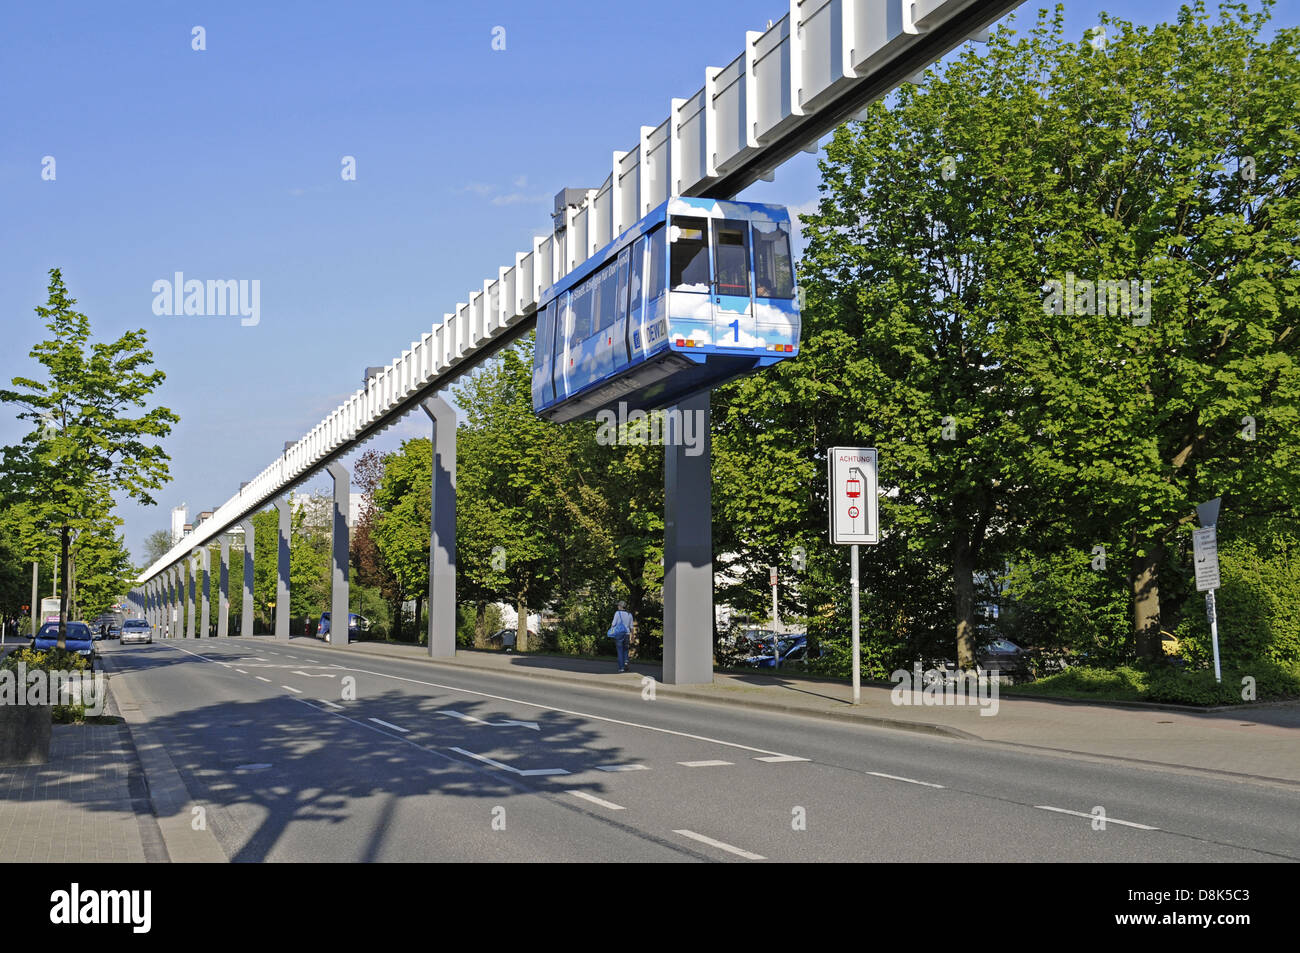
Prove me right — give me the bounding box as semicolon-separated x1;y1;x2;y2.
753;220;795;298
713;220;751;296
670;218;710;292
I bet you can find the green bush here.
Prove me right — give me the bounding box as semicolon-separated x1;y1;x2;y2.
1174;535;1300;670
1000;551;1133;666
1013;665;1148;699
1145;660;1300;705
0;647;94;722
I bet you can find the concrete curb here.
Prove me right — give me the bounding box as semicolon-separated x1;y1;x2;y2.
102;656;227;863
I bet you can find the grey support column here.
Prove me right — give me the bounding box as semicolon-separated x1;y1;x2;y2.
274;498;291;641
186;556;197;639
423;395;457;659
218;536;230;638
662;390;714;685
168;568;178;637
240;519;255;637
326;462;351;649
199;547;211;638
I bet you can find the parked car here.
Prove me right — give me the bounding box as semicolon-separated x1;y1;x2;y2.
33;621;95;659
120;619;153;645
742;634;810;669
108;621;122;640
319;611;368;643
487;628;518;652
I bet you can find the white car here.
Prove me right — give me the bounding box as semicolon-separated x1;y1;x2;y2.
120;619;153;645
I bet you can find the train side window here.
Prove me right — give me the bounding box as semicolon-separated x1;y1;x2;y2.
752;221;795;298
628;237;646;314
670;217;710;292
554;292;570;367
713;219;751;297
572;280;593;341
646;229;666;301
597;261;618;331
616;248;630;324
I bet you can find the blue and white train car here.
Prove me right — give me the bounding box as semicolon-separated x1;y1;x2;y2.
532;197;800;423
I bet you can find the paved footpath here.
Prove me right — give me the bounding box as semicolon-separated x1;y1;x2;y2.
0;686;162;863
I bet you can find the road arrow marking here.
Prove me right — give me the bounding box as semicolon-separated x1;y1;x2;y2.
441;710;539;730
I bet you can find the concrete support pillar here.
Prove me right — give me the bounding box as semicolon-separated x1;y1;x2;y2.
240;519;255;637
218;536;230;637
199;547;211;638
662;390;714;685
186;556;197;639
423;395;457;659
326;462;351;649
167;569;177;637
274;498;291;641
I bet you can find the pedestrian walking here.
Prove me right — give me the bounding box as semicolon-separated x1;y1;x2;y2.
607;601;634;673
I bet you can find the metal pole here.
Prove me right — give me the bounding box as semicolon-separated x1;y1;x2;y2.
851;543;860;705
31;562;38;639
1208;589;1222;684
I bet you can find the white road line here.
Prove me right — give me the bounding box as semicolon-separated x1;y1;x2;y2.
293;670;336;678
448;747;569;777
868;772;944;788
595;764;648;772
281;685;303;694
568;790;625;811
673;829;765;861
255;676;272;683
369;718;408;733
678;760;733;767
1034;806;1159;830
235;669;248;674
317;699;343;710
284;655;298;659
311;660;807;761
754;755;810;763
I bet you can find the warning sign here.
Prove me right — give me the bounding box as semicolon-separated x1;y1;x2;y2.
828;447;879;545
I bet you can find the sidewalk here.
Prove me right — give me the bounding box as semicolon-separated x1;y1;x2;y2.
0;687;162;863
305;637;1300;786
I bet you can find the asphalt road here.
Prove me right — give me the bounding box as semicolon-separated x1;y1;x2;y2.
100;637;1300;863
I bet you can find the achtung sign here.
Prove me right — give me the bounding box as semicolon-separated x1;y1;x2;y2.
828;447;879;545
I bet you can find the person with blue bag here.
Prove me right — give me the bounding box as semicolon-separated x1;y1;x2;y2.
607;601;635;673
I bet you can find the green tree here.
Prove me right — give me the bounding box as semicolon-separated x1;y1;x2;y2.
139;529;174;569
372;440;432;642
0;269;178;646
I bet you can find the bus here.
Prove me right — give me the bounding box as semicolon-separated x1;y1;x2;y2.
532;197;800;423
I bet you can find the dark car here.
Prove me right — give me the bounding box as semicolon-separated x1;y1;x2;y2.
743;634;809;669
977;638;1025;675
33;621;95;659
319;611;367;643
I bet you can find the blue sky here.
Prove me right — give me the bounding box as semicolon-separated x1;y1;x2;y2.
1;0;1295;567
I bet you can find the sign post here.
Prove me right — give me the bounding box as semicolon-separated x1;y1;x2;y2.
1192;517;1223;684
828;447;879;704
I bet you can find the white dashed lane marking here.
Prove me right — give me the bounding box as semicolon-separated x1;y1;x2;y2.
1035;806;1159;830
449;747;568;777
282;685;303;694
673;829;765;861
595;764;649;773
678;760;733;768
568;791;625;811
369;718;408;733
868;772;944;788
255;676;271;683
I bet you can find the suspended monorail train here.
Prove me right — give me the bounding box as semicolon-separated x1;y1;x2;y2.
532;197;800;422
